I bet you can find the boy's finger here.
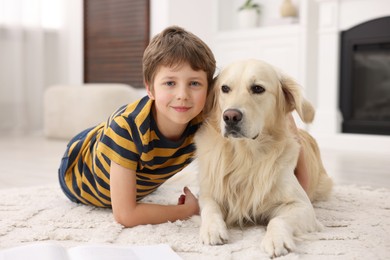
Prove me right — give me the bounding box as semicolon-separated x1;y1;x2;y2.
178;194;186;204
183;186;191;194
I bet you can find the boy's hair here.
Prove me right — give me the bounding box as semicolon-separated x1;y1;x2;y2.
143;26;216;92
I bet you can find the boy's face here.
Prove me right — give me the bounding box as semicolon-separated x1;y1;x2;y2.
146;62;208;138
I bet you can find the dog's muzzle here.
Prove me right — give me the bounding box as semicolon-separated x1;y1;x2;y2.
223;109;243;125
223;109;259;139
223;109;244;138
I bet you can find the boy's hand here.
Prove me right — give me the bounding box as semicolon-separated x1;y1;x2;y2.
178;194;186;205
177;187;200;215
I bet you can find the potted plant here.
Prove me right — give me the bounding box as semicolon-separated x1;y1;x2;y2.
237;0;261;29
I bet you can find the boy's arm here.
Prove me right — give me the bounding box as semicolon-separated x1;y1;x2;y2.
288;114;309;193
110;161;199;228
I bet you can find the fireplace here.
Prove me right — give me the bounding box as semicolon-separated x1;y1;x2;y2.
339;16;390;135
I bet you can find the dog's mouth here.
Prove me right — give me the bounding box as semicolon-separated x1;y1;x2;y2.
224;127;258;140
224;128;244;138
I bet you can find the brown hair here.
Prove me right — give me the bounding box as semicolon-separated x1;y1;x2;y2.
143;26;216;93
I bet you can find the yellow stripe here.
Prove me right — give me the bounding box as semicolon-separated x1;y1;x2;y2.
133;100;151;127
140;152;192;171
80;190;105;207
136;180;167;188
96;185;111;199
140;129;160;143
137;188;157;198
97;142;138;169
95;152;110;184
139;135;194;162
81;176;111;206
105;116;138;153
64;169;89;205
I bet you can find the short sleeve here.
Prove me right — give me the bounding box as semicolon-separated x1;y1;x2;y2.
97;115;140;170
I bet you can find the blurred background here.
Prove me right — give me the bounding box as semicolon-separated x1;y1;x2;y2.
1;0;390;154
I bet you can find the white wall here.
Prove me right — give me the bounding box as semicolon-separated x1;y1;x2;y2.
0;0;83;134
64;0;83;85
150;0;214;47
149;0;390;153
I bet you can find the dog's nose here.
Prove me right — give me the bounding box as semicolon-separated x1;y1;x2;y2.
223;109;243;125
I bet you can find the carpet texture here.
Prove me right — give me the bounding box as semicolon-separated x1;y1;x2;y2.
0;179;389;259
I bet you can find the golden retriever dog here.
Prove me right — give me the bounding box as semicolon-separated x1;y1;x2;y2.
195;59;333;257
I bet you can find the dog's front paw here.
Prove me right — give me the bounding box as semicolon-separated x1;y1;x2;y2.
261;231;295;257
260;219;296;257
200;217;229;245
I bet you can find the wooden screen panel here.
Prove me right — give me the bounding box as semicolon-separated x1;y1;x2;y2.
84;0;149;88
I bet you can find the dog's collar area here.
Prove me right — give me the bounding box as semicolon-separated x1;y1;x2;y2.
224;131;259;140
224;131;243;138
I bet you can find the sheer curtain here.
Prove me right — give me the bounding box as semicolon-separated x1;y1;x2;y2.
0;0;82;134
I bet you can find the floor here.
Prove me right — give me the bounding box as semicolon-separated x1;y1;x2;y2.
0;134;389;190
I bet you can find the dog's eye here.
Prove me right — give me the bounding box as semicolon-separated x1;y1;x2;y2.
251;84;265;94
221;85;230;93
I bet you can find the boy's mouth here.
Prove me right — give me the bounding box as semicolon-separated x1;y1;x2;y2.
172;106;191;112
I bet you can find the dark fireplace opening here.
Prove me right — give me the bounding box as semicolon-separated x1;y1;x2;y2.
339;16;390;135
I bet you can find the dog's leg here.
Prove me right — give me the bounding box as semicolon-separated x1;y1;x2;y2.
260;202;321;257
261;216;295;257
199;196;229;245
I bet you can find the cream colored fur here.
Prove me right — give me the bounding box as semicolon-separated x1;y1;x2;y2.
195;59;333;257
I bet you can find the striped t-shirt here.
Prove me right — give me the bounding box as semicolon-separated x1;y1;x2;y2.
62;96;202;207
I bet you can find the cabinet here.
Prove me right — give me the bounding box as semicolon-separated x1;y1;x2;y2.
84;0;150;89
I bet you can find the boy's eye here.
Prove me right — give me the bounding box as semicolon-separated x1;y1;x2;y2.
190;81;201;87
165;81;175;87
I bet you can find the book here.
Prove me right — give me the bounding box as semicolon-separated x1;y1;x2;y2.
0;242;182;260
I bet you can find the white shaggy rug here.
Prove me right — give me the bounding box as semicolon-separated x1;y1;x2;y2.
0;175;389;259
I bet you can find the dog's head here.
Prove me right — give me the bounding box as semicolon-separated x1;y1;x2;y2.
206;59;314;139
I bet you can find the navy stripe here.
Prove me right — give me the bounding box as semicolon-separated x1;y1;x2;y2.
136;179;157;185
133;96;149;120
71;168;82;201
137;186;158;193
146;119;190;150
139;115;150;136
136;97;152;136
81;182;110;207
138;157;192;175
188;123;201;135
82;163;98;190
96;180;111;201
68;140;85;166
142;144;195;166
94;157;110;188
129;119;143;155
101;152;111;166
110;119;134;142
112;104;128;118
83;160;111;203
81;164;111;206
136;187;159;200
101;134;139;161
76;154;85;175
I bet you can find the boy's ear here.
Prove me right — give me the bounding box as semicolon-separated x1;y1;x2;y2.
145;82;155;100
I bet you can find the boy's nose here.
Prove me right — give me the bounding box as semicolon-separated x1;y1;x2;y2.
176;85;189;100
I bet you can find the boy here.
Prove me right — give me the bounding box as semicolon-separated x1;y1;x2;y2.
59;26;309;228
59;26;214;227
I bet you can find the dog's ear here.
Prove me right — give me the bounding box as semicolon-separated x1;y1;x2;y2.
280;74;315;123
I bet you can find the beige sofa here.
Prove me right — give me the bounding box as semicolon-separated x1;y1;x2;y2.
44;83;141;140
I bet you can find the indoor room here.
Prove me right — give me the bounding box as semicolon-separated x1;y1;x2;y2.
0;0;389;259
